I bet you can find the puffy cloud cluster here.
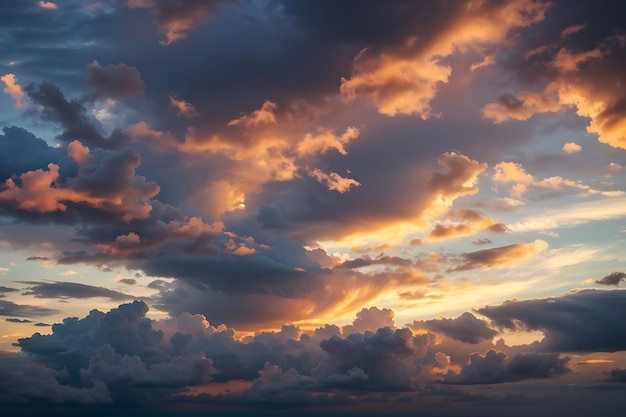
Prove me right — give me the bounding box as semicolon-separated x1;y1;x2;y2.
0;140;159;222
4;300;574;406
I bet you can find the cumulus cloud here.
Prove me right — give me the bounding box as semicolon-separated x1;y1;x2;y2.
86;61;145;100
482;91;560;123
411;312;497;344
0;143;159;222
1;73;26;108
562;142;582;153
445;349;570;384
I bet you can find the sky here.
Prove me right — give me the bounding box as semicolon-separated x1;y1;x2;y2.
1;0;626;415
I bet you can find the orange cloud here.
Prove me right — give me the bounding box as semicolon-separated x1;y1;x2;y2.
340;0;549;117
67;140;90;165
450;239;548;271
562;142;582;153
1;73;26;108
38;1;58;10
307;168;360;193
296;126;359;156
492;161;622;198
486;35;626;150
169;96;199;118
425;209;507;241
0;144;160;222
228;100;278;127
482;91;560;123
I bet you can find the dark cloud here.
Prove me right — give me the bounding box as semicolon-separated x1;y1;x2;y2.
118;278;137;285
0;126;67;181
0;299;59;318
20;281;134;301
478;290;626;352
25;256;50;262
6;318;34;323
24;82;130;149
596;271;626;286
606;368;626;383
411;312;497;344
86;61;145;100
0;286;18;293
446;349;570;384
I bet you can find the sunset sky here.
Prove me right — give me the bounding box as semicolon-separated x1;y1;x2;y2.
1;0;626;415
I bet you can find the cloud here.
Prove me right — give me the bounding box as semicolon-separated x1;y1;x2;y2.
491;161;620;198
445;349;570;384
482;91;560;123
24;82;130;149
560;24;586;39
20;281;134;301
0;143;159;222
86;61;145;100
606;368;626;383
169;95;199;118
0;300;59;318
595;271;626;286
307;168;360;193
37;1;58;10
411;312;497;344
487;31;626;150
126;0;232;45
340;0;549;117
562;142;582;153
1;73;26;108
6;318;34;323
0;286;18;293
450;239;548;272
478;289;626;352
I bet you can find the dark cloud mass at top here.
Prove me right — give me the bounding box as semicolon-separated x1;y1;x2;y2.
1;0;626;415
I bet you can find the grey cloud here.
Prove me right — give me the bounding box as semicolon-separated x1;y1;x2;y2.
478;290;626;352
0;300;59;318
606;368;626;383
0;286;18;293
20;281;134;301
0;126;66;181
118;278;137;285
6;318;33;323
596;271;626;286
24;82;130;149
412;312;497;344
446;349;570;384
86;61;145;100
